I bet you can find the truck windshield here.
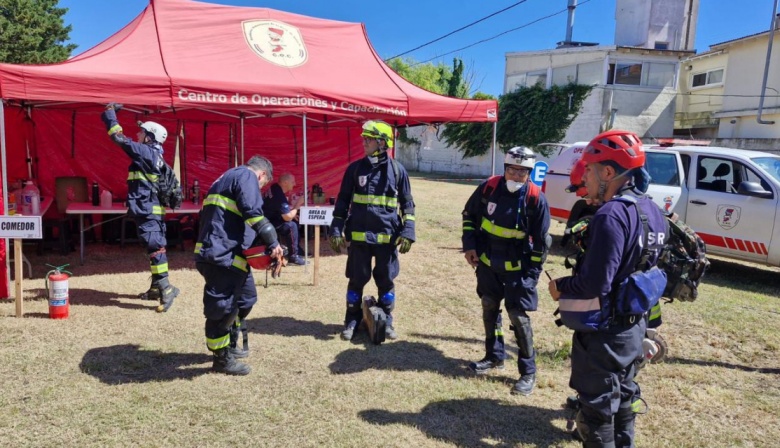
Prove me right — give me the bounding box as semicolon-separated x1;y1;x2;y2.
751;157;780;184
645;152;680;186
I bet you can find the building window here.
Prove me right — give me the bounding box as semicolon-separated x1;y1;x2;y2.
614;63;643;85
608;61;676;88
691;68;724;88
654;41;669;50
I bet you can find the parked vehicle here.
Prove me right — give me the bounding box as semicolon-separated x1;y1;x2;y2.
542;143;780;267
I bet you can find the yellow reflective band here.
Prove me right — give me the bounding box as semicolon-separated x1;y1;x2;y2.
504;260;522;271
203;194;241;217
245;215;264;227
352;194;398;208
495;328;504;337
194;242;202;254
108;124;123;136
649;302;662;321
232;256;248;272
350;232;392;244
152;205;165;215
479;253;490;266
559;297;601;312
480;217;527;239
206;334;230;351
403;215;416;222
530;255;542;263
127;171;159;183
631;399;643;413
463;225;475;231
150;263;169;274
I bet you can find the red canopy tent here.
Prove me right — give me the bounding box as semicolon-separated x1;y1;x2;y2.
0;0;498;297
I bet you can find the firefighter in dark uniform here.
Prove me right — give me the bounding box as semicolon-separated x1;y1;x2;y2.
101;103;179;312
329;120;415;342
194;155;283;375
549;130;669;447
461;146;551;396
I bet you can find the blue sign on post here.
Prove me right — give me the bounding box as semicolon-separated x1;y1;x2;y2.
531;161;549;186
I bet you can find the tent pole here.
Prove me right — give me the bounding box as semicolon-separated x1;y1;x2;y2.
491;122;497;176
1;101;9;288
240;114;245;166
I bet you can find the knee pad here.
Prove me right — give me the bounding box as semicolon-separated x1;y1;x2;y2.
379;291;395;314
508;312;534;359
206;308;239;339
480;296;501;312
576;409;615;447
346;290;361;311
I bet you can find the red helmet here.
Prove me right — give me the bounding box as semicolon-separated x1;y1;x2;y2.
582;130;645;170
566;158;587;197
244;245;273;270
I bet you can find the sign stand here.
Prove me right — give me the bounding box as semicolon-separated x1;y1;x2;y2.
298;206;334;286
0;215;43;317
14;238;23;317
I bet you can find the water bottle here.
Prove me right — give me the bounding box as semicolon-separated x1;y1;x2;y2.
192;179;200;205
8;190;17;215
100;189;113;208
92;182;100;206
21;180;40;215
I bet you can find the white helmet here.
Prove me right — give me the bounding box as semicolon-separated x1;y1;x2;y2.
504;146;536;169
137;120;168;144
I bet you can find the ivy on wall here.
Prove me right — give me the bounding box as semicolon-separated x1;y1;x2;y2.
443;83;594;158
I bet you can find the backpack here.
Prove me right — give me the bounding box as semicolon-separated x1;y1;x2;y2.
657;212;710;302
152;160;183;210
479;175;541;222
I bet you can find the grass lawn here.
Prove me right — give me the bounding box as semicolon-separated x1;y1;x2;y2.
1;174;778;447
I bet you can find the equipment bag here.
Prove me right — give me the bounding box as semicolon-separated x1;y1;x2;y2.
153;160;183;210
362;296;387;345
658;212;710;302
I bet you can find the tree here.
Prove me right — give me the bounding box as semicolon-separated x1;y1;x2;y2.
0;0;76;64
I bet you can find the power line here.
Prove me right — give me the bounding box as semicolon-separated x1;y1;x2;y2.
385;0;532;61
411;0;594;67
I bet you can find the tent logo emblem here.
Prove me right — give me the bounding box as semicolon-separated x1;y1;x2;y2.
487;109;497;119
243;20;308;67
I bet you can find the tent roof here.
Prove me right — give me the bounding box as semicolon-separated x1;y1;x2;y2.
0;0;497;125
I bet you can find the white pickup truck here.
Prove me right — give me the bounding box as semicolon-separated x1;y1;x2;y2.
541;143;780;267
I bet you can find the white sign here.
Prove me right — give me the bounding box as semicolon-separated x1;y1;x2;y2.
0;216;42;239
299;206;334;226
531;161;549;187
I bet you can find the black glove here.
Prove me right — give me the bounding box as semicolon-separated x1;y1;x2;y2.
106;103;123;112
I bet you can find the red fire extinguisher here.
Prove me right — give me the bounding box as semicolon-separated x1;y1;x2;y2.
45;264;72;319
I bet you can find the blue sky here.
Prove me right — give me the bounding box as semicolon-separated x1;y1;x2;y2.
60;0;775;97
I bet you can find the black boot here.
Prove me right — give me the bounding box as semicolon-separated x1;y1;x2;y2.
212;348;251;375
229;319;248;358
138;285;161;301
155;279;180;313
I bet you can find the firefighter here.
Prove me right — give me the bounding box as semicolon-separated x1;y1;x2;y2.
101;103;179;312
461;146;551;396
329;120;415;342
549;130;669;447
194;155;284;375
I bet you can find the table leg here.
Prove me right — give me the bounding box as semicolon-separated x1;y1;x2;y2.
79;214;85;265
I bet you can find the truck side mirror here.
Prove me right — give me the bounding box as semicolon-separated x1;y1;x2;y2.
737;181;773;198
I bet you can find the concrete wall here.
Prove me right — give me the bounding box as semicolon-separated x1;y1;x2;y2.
615;0;698;50
609;86;678;138
395;126;499;178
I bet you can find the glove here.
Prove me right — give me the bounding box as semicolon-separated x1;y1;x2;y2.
330;235;346;253
271;254;286;279
397;237;413;254
106;103;123;112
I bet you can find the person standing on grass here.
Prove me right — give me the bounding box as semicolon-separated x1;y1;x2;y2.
461;146;551;396
329;120;416;342
194;155;284;375
101;103;180;313
549;130;668;447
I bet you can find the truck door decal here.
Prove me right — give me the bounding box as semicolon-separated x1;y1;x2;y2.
716;205;741;229
697;232;768;255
